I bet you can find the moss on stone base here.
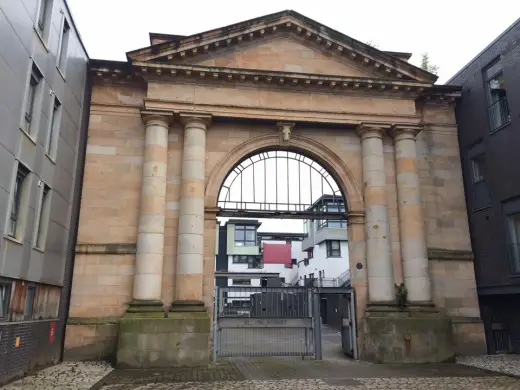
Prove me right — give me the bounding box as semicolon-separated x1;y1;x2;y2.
116;314;211;368
361;307;454;364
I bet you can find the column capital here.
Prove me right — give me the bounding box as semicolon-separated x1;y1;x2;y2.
357;122;391;140
179;113;212;128
390;124;423;142
141;110;174;127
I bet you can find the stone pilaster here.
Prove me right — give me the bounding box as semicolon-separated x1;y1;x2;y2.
129;111;173;312
357;123;394;303
392;125;431;303
172;113;211;310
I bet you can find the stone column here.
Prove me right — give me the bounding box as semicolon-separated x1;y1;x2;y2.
172;114;211;310
392;125;431;303
357;123;395;303
129;111;173;311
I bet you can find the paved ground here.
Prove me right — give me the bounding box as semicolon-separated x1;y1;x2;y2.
95;358;520;389
3;339;520;390
1;361;113;390
3;357;520;389
457;354;520;377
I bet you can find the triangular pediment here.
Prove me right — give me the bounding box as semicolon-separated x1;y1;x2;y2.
194;36;377;78
127;10;437;83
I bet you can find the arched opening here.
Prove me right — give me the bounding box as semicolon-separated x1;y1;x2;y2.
211;145;357;360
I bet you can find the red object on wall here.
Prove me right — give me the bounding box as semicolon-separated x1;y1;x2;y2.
49;321;56;344
263;243;292;265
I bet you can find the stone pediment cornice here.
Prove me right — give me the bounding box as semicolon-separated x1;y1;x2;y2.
126;10;437;83
91;60;460;103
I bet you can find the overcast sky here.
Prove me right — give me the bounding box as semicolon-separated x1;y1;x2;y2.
68;0;520;83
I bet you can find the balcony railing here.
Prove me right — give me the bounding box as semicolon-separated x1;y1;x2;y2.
488;96;511;131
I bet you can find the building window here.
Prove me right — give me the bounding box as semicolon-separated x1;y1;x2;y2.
326;240;341;257
485;61;510;131
58;19;70;73
234;225;256;246
23;65;43;135
9;164;30;238
37;0;51;35
35;185;51;249
291;258;297;265
46;98;61;156
471;154;486;183
24;285;36;320
317;200;347;230
233;279;251;286
0;280;11;320
468;144;491;210
304;258;309;266
307;248;313;259
507;212;520;274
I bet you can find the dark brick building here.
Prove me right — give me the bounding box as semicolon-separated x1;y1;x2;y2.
448;18;520;354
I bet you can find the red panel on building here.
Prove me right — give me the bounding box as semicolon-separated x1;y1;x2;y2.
263;243;292;265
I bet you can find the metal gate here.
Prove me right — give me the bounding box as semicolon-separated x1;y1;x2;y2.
212;286;321;360
340;290;357;358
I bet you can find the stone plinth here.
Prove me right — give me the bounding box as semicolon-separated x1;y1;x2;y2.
361;305;454;364
116;312;211;368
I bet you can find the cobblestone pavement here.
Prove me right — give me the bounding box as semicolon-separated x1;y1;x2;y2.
1;361;113;390
96;358;520;390
3;357;520;389
457;354;520;377
98;377;520;389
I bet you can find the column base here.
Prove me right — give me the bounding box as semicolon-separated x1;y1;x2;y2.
126;299;165;314
361;303;454;364
170;300;207;312
116;310;211;368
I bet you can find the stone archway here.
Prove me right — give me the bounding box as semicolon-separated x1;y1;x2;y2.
205;133;364;214
202;131;368;333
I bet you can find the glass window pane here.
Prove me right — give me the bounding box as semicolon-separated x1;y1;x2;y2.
509;214;520;244
245;230;255;241
24;286;35;318
235;230;245;241
332;241;340;250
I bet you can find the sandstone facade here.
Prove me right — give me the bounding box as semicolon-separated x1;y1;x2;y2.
64;10;485;363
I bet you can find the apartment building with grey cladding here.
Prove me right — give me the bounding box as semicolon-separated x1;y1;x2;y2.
0;0;89;384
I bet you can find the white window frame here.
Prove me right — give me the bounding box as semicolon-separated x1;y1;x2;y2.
34;183;52;251
46;95;61;159
7;163;31;241
0;279;11;321
57;15;70;77
24;284;36;320
35;0;53;47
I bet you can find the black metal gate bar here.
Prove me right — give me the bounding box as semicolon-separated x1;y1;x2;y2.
213;286;317;359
